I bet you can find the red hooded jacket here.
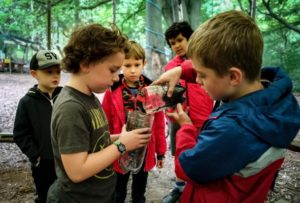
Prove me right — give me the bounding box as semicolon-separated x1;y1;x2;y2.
102;76;167;174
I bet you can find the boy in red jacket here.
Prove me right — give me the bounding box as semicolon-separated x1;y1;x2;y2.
163;22;213;203
102;40;167;203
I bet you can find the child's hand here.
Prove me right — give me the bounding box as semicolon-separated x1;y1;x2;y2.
119;126;151;151
156;159;165;169
151;66;182;97
166;103;192;126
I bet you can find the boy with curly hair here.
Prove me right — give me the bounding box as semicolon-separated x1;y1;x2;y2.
47;24;151;203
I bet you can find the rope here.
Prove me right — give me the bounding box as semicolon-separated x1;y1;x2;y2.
146;0;162;11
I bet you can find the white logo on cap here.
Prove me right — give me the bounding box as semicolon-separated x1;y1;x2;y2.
45;52;58;60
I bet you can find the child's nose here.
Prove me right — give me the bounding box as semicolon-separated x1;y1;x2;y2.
174;42;180;48
130;67;135;73
113;74;119;82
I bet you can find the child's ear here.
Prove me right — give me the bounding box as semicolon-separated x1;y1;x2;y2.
143;60;147;67
30;70;37;78
80;61;90;73
228;67;243;86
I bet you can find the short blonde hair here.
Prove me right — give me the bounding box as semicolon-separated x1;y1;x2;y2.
125;40;145;62
187;10;263;81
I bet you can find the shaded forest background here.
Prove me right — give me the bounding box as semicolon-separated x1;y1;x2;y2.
0;0;299;91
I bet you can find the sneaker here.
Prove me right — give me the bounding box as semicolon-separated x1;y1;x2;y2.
162;188;182;203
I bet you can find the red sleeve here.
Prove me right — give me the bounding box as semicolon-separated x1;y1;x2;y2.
174;124;198;181
181;60;197;83
101;90;114;133
153;111;167;155
165;60;179;72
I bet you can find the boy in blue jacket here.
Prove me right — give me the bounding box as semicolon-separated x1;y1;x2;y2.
153;10;300;202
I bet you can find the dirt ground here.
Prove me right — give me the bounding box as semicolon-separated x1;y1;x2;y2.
0;73;299;203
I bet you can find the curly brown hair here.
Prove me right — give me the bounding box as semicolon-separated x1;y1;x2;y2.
62;24;130;73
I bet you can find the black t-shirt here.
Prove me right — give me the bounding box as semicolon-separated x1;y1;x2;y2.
49;86;116;203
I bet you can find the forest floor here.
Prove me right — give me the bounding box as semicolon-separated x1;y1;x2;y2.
0;73;299;203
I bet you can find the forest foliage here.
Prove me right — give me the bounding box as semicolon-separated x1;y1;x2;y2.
0;0;299;91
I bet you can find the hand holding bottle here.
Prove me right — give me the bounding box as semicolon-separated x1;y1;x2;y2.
118;125;151;151
166;103;192;126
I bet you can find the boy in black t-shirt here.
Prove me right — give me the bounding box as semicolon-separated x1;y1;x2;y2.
47;24;151;203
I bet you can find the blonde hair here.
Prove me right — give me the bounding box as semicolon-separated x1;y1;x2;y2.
187;10;263;81
125;40;145;62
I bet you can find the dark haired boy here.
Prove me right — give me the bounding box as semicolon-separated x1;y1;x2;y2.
163;21;213;203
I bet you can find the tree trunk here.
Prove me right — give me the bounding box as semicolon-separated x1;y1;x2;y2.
112;0;116;24
161;0;202;30
47;0;51;49
181;0;202;30
145;0;166;80
250;0;256;19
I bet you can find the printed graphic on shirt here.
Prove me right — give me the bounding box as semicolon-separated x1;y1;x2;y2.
90;108;108;129
93;130;115;179
90;108;114;179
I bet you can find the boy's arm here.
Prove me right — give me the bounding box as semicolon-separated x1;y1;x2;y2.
62;126;151;183
180;60;197;82
153;111;167;156
152;61;196;97
54;101;151;183
164;59;179;72
13;99;39;163
174;124;198;182
175;118;257;184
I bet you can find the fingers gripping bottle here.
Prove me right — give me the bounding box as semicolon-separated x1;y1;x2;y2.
118;111;153;174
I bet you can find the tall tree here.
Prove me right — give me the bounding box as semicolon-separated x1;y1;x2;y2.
160;0;202;29
145;0;166;80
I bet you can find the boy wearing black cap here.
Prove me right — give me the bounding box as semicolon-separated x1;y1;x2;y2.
13;50;62;203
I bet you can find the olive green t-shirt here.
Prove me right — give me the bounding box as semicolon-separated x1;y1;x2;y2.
48;86;116;203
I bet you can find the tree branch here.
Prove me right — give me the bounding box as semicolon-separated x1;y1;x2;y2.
237;0;245;11
120;1;145;29
52;0;67;7
80;0;111;10
263;20;300;34
262;0;300;34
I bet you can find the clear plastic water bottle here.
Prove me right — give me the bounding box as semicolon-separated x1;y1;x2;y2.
118;111;153;174
142;84;186;114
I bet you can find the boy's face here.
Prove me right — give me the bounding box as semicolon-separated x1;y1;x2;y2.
121;57;145;87
191;58;234;101
168;33;188;57
31;66;61;92
84;52;124;93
